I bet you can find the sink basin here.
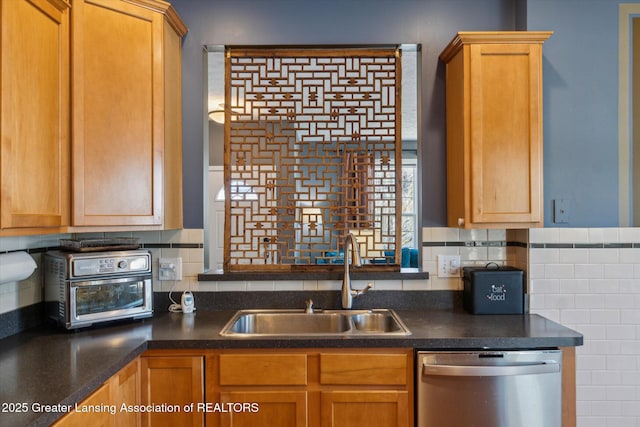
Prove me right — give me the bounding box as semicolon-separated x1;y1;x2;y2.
219;309;411;337
351;312;407;333
224;312;351;334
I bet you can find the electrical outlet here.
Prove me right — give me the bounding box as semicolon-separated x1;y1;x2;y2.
159;257;183;281
438;255;461;278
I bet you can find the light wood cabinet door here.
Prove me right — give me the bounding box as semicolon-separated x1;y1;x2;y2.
440;32;552;229
319;351;412;427
0;0;70;231
53;382;112;427
71;0;186;227
140;355;204;427
220;391;307;427
111;358;141;427
320;391;409;427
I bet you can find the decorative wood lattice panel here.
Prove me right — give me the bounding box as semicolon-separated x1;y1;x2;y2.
224;47;401;271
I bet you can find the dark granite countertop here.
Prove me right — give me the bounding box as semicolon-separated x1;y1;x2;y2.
0;292;582;427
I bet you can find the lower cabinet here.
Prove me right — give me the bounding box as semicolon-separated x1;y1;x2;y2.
318;352;411;427
207;348;414;427
320;391;409;427
112;358;141;427
140;351;205;427
219;391;308;427
53;382;112;427
53;358;140;427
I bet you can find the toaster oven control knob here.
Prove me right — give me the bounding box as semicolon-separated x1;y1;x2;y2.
118;260;128;270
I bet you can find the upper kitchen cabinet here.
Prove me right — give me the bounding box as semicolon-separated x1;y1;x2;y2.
71;0;186;228
440;31;552;229
0;0;70;233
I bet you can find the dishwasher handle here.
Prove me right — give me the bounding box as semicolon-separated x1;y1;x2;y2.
422;360;560;377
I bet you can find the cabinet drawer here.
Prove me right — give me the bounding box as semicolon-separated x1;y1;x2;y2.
219;354;307;385
320;353;408;385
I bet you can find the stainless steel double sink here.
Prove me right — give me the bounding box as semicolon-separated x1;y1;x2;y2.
219;309;411;337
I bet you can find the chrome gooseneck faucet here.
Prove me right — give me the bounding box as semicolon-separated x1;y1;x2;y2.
342;232;373;309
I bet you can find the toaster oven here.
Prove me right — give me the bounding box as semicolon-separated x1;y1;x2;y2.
44;250;153;329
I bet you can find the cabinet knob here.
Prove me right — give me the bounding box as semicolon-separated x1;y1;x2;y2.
457;218;465;227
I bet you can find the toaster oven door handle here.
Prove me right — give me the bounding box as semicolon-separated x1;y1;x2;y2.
69;286;78;321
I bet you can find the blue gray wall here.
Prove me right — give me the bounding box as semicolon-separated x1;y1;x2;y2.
528;0;622;227
172;0;623;229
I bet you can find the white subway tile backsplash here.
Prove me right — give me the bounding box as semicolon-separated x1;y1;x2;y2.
374;280;403;291
605;355;637;372
430;227;459;242
529;227;559;243
528;263;545;279
591;370;621;385
302;280;319;290
217;281;247;291
459;228;487;241
604;264;635;279
619;248;640;264
578;354;608;371
557;228;590;243
619;227;640;242
590;401;622;416
575;264;604;279
589;279;620;294
402;279;430;291
560;278;590;294
578;418;607;427
622;401;640;416
578;385;608;401
605;325;636;340
529;248;560;264
559;248;590;264
529;224;640;427
560;309;591;324
487;229;506;241
317;280;341;291
585;340;622;355
459;246;487;261
590;310;621;324
588;228;620;243
604;294;637;309
530;278;560;294
620;371;640;386
274;281;305;291
544;293;575;309
589;248;621;264
575;293;607;309
246;281;275;291
544;263;575;279
620;309;640;324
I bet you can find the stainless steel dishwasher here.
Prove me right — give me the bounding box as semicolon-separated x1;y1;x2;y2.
416;350;562;427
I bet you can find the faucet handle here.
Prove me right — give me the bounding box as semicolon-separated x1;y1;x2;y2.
354;282;373;298
305;299;314;314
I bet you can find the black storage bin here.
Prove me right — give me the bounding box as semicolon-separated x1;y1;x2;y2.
462;266;524;314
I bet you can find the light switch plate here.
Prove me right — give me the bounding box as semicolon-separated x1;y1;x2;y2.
159;257;182;281
438;255;461;278
553;199;569;224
